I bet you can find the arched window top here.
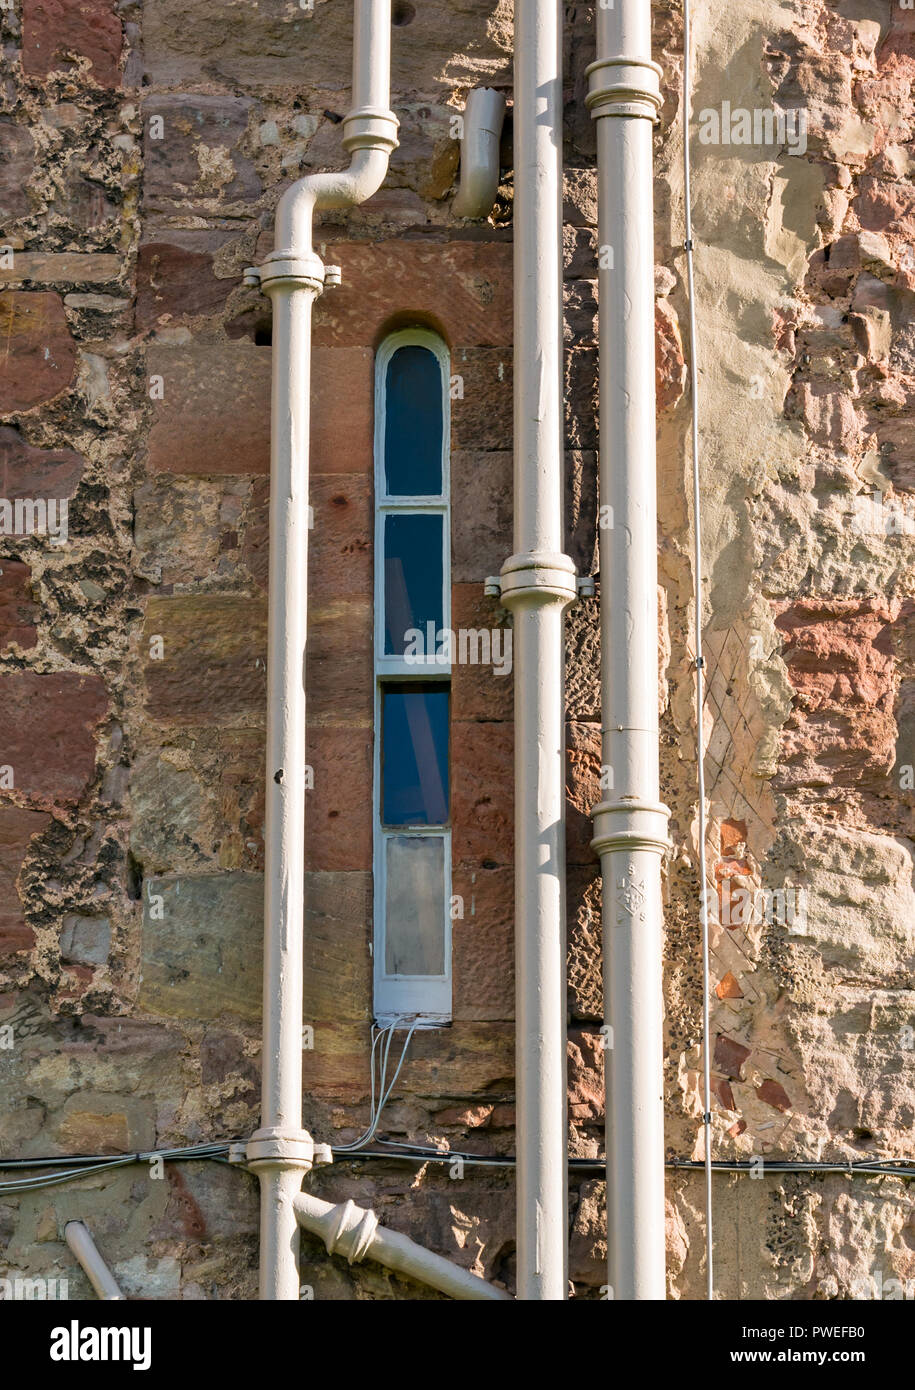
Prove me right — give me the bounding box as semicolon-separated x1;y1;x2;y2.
376;329;449;501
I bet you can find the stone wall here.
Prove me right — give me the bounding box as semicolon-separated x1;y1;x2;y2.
0;0;912;1301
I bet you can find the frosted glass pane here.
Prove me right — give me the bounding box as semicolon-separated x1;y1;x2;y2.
384;835;446;976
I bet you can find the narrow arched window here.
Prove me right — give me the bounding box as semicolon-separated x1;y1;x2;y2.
374;329;451;1024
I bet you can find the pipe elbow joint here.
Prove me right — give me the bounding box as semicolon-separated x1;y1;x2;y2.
453;87;507;220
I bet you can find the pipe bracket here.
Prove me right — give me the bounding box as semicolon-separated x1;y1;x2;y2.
591;798;671;858
498;551;578;609
257;250;327;295
246;1125;315;1171
585;54;663;123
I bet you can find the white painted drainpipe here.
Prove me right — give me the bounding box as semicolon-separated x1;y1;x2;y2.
452;87;507;220
64;1221;126;1300
586;2;670;1299
499;0;577;1301
244;0;399;1301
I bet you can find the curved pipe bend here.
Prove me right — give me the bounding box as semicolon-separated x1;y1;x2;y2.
453;87;507;220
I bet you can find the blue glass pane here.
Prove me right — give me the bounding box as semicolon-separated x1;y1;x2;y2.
384;345;444;497
384;513;443;656
382;684;449;826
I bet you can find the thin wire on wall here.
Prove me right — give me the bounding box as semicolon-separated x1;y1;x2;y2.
681;0;715;1301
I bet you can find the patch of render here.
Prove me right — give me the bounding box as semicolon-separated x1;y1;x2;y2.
655;0;915;1298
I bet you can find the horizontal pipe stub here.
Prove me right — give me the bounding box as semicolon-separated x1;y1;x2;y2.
591;798;671;858
246;1126;315;1171
498;551;578;609
341;105;400;155
585;54;663;123
257;249;326;295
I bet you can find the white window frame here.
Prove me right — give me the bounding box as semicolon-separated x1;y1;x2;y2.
373;328;452;1026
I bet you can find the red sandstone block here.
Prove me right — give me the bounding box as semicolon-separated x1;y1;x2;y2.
450;584;513;724
147;344;271;475
715;1034;751;1081
303;726;373;872
451;863;514;1022
451;719;513;866
757;1078;792;1113
655;300;686;412
715;970;743;1000
311;348;374;474
0;426;84;499
308;473;372;602
773;597;898;787
143;595;267;724
142;94;260;208
0;805;51;955
451;450;512;583
710;1075;736;1111
0;559;38;650
146;345;373;478
568;1028;605;1121
0;672;107;807
136;231;236;330
450;348;512;451
306;596;372;729
719;817;748;855
0;292;76;411
0;119;35;223
22;0;122;88
301;1020;514;1101
312;240;513;349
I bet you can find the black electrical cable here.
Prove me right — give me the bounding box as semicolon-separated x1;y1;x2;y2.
330;1145;915;1178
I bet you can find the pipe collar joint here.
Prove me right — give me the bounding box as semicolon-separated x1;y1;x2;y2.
341;106;400;155
246;1126;315;1171
591;798;671;857
498;552;578;609
585;55;663;123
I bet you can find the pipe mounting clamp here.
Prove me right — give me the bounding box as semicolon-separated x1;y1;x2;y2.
257;249;327;294
498;551;578;608
245;1126;315;1169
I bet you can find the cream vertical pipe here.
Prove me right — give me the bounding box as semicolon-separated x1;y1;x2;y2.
586;1;670;1300
247;0;398;1301
500;0;576;1301
250;276;320;1303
